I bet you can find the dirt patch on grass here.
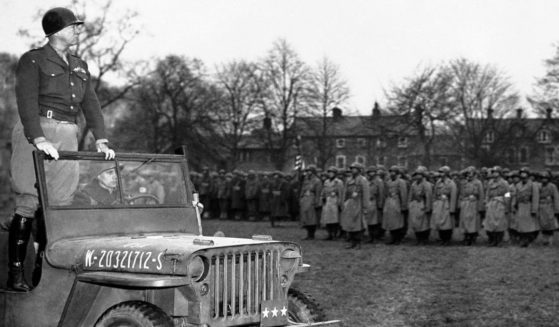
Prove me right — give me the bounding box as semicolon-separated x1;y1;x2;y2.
203;220;559;327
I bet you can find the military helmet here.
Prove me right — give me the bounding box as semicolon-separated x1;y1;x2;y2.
491;166;503;175
366;165;377;174
540;170;552;179
349;162;364;170
413;166;428;177
305;164;317;173
438;166;451;174
519;166;530;175
42;7;83;37
327;166;338;173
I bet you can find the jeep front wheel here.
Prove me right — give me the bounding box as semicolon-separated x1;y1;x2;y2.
95;301;173;327
287;288;325;324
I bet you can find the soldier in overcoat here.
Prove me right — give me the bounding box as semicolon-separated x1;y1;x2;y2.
408;166;433;245
459;166;485;245
258;172;272;221
431;166;457;245
230;170;246;220
484;166;510;246
270;171;289;227
513;167;540;247
244;170;260;221
198;167;213;219
382;165;408;245
299;165;322;240
216;171;232;220
365;166;385;243
341;163;370;249
320;166;344;240
537;171;559;245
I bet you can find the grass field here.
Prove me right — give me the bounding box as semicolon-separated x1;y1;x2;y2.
202;219;559;327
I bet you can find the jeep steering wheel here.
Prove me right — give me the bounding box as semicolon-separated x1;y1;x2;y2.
126;194;161;205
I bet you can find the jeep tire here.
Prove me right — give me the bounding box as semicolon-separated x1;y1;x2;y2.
287;288;325;324
95;301;173;327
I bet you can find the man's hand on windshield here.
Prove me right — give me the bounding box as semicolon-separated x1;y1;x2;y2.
35;139;59;160
96;141;115;160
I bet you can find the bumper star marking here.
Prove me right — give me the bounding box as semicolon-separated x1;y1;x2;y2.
261;300;289;327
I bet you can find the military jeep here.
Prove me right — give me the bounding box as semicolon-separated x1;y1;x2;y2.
0;150;338;327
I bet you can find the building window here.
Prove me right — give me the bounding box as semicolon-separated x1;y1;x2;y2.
239;151;251;162
336;138;346;148
483;131;495;144
481;144;490;152
358;138;367;148
375;156;386;166
545;146;555;166
376;138;386;149
506;148;516;164
519;147;528;164
355;155;366;166
336;155;346;169
397;136;408;148
537;130;551;144
397;156;408;168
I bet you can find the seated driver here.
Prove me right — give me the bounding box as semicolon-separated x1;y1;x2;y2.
74;164;122;205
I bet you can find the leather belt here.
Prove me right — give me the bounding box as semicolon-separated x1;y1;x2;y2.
40;106;77;123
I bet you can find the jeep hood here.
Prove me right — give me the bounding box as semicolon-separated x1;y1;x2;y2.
46;233;287;276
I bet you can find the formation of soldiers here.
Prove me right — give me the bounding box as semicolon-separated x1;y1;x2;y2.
191;163;559;249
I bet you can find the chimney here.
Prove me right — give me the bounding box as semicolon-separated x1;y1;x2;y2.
487;108;493;119
516;108;523;119
332;107;342;120
546;107;553;119
263;116;272;130
372;102;381;118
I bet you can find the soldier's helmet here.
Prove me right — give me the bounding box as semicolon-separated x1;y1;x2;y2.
519;166;530;176
327;166;338;174
305;164;317;173
349;162;364;171
376;165;387;176
491;166;503;175
366;165;377;174
438;166;451;174
389;165;400;173
540;171;552;180
413;166;428;177
42;7;83;37
464;166;476;175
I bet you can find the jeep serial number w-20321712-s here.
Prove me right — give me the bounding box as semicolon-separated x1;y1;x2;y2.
84;249;164;271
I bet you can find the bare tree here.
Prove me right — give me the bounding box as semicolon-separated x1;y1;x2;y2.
447;58;520;166
0;53;18;140
386;64;455;168
528;43;559;115
214;60;262;169
258;39;312;170
305;57;350;168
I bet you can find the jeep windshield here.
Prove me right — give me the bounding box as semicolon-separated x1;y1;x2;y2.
34;151;200;242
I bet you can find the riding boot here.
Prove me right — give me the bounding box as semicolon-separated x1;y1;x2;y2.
7;214;33;292
345;232;357;249
32;208;46;287
487;232;494;246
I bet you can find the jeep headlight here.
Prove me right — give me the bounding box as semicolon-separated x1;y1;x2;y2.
279;249;301;286
187;255;207;282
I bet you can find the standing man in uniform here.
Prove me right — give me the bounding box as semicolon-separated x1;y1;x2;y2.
299;165;322;240
244;170;259;221
7;7;115;292
458;166;484;245
431;166;457;245
538;171;559;245
341;163;369;249
513;167;540;247
382;165;408;245
320;166;344;240
365;166;385;243
198;167;213;219
484;166;510;246
408;166;432;245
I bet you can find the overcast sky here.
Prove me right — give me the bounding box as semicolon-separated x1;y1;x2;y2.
2;0;559;115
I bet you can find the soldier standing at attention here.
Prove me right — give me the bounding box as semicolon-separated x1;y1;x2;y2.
270;171;289;227
408;166;432;245
382;166;408;245
198;167;212;219
216;170;231;220
484;166;510;246
299;165;322;240
365;166;385;243
258;172;272;221
458;167;485;245
431;166;457;246
320;167;344;240
340;163;370;249
244;170;259;221
513;167;540;247
230;170;246;220
537;171;559;245
7;7;115;292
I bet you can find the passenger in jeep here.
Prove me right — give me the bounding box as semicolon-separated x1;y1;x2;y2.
73;164;121;206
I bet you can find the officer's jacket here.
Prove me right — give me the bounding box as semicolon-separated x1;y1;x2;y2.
15;44;106;143
409;179;433;212
459;178;485;212
433;178;457;213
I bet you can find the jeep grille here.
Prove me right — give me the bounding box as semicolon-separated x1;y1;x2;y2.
210;248;281;319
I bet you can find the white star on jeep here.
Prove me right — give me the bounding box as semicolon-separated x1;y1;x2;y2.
271;307;279;317
280;306;288;316
262;307;270;318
